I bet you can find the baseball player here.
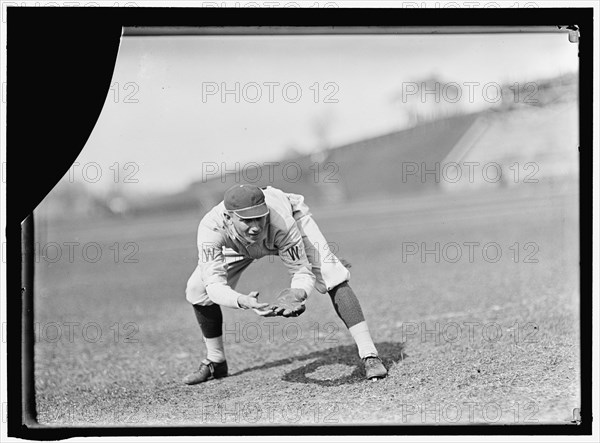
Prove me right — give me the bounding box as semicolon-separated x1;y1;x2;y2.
183;184;387;384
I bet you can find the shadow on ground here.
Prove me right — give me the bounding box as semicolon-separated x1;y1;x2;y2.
232;341;406;387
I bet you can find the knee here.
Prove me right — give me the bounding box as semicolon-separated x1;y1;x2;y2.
329;280;350;295
328;281;359;304
185;277;210;305
322;259;351;292
185;277;202;297
331;280;349;291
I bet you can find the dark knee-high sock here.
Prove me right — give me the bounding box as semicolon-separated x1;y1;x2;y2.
328;281;365;328
192;304;225;362
193;303;222;338
328;282;378;358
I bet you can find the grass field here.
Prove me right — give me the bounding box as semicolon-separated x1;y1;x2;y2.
33;183;580;426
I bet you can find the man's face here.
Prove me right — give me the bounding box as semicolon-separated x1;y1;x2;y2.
227;212;269;243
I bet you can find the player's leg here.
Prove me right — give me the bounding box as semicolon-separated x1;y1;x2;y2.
295;213;387;379
183;251;254;384
183;266;228;384
328;281;387;379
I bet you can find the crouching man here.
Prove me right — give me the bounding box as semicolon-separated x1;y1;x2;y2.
184;184;387;384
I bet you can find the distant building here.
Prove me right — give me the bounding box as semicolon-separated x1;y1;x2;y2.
439;93;577;192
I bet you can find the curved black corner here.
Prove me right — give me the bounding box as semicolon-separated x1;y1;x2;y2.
8;7;122;224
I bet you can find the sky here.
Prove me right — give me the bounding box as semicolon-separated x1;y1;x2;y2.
75;32;578;195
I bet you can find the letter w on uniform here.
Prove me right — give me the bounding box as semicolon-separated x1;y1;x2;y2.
202;245;218;262
287;245;301;261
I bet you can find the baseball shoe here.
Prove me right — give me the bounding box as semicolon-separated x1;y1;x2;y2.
363;356;387;380
183;359;228;385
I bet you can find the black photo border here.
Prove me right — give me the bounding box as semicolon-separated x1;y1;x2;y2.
6;5;593;440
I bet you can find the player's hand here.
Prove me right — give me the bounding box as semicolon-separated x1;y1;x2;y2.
272;288;307;317
238;291;276;316
237;291;270;310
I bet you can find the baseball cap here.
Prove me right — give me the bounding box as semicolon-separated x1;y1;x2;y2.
224;184;269;219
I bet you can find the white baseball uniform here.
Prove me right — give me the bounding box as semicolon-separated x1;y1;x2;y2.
185;186;350;308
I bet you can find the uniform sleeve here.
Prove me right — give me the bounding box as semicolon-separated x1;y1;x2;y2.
277;222;316;297
197;225;243;309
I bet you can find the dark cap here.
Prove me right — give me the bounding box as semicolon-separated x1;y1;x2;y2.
224;184;269;219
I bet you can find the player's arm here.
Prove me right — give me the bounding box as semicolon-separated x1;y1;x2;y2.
197;226;269;311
